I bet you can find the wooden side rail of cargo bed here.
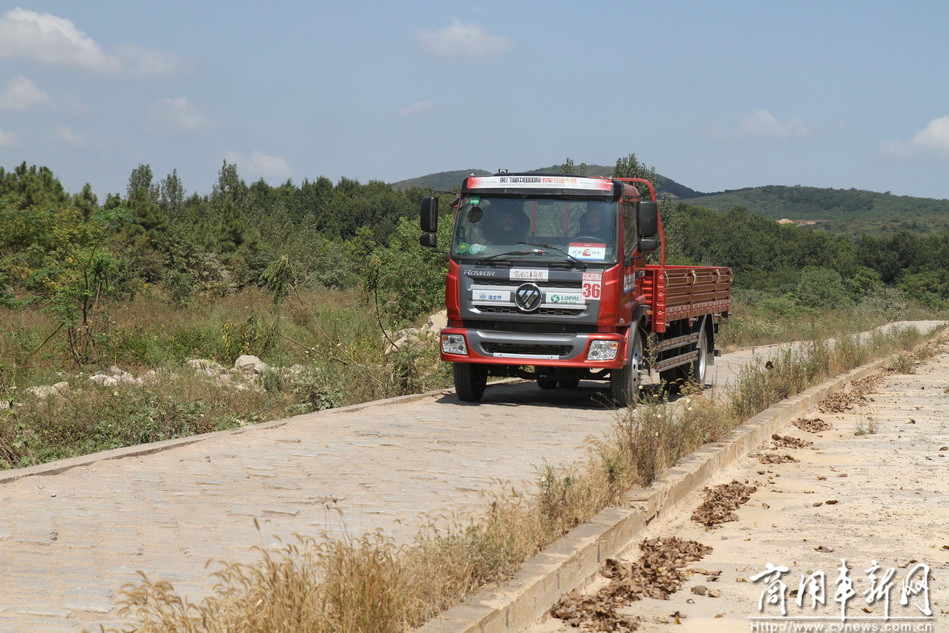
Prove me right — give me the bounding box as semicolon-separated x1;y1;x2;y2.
643;265;731;332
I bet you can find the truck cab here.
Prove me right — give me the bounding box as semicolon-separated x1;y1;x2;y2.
420;173;729;406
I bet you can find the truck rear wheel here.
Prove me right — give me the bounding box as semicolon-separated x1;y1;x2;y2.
660;320;709;391
610;330;643;407
453;363;487;402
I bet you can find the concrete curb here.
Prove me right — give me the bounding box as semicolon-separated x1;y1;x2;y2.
415;342;940;633
0;377;524;485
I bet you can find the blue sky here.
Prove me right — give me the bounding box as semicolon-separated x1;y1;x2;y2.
1;1;947;200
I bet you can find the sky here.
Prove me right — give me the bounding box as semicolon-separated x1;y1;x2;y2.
1;1;948;201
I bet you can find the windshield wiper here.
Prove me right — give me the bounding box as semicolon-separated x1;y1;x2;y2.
517;242;587;269
478;249;538;263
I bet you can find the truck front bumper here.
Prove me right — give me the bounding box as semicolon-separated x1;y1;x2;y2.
439;327;627;369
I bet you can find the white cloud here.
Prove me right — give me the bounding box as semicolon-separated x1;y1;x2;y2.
880;116;949;160
0;74;54;111
0;129;16;146
52;124;84;146
149;97;210;130
224;150;292;182
0;8;186;75
399;100;435;116
419;19;511;58
706;110;814;142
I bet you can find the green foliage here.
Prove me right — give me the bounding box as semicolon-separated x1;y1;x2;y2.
261;255;295;306
560;158;588;175
795;266;851;309
612;153;659;198
371;212;452;325
900;270;948;307
221;315;277;361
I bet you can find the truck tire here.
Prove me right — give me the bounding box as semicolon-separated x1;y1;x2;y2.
453;363;487;402
692;324;710;386
558;374;580;389
536;375;558;390
660;319;709;391
610;330;643;406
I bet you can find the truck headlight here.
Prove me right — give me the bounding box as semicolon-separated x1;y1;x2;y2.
441;334;468;355
587;340;618;361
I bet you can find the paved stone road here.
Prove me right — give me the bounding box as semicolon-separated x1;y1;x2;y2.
0;322;942;632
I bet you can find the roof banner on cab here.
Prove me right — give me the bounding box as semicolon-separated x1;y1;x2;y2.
465;175;614;192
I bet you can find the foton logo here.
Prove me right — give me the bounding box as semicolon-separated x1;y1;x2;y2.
514;283;542;312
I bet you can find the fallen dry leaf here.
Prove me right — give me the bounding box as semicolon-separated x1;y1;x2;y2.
771;434;813;449
691;480;757;529
792;417;833;432
551;537;712;631
755;453;799;464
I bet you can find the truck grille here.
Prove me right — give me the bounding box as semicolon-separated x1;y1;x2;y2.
482;342;570;357
478;306;583;316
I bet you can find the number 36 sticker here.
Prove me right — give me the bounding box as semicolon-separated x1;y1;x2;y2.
582;272;602;300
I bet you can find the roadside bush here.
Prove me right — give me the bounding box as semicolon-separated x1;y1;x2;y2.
858;286;909;321
795;266;851;309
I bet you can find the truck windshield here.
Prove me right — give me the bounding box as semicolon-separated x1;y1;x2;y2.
451;196;618;265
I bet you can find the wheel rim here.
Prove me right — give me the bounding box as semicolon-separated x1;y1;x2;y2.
630;335;643;390
696;329;707;382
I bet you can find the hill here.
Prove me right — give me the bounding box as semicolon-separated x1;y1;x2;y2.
680;185;949;235
393;168;947;236
391;164;701;199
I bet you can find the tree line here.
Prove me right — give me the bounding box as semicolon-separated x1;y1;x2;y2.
1;157;946;343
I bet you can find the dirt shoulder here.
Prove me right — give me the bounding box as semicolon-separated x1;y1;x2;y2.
531;337;949;632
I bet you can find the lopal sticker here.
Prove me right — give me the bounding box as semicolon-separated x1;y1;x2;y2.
582;271;602;300
546;292;584;305
510;268;549;281
470;243;486;254
568;242;607;260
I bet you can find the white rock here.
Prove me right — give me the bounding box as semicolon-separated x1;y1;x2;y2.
426;309;448;334
88;375;119;387
234;355;269;375
26;385;57;399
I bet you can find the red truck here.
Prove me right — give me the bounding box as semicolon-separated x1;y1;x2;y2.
420;173;731;406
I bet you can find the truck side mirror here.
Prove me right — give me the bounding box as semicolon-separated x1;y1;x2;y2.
638;201;658;237
638;237;660;253
419;232;437;248
420;196;439;233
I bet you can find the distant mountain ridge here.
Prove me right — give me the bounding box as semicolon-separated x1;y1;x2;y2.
681;185;949;235
391;164;701;199
391;167;948;235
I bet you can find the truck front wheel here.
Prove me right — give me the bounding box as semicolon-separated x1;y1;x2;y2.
453;363;488;402
610;330;643;407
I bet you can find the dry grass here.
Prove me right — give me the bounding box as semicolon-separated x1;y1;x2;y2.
1;288;450;469
90;324;944;633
